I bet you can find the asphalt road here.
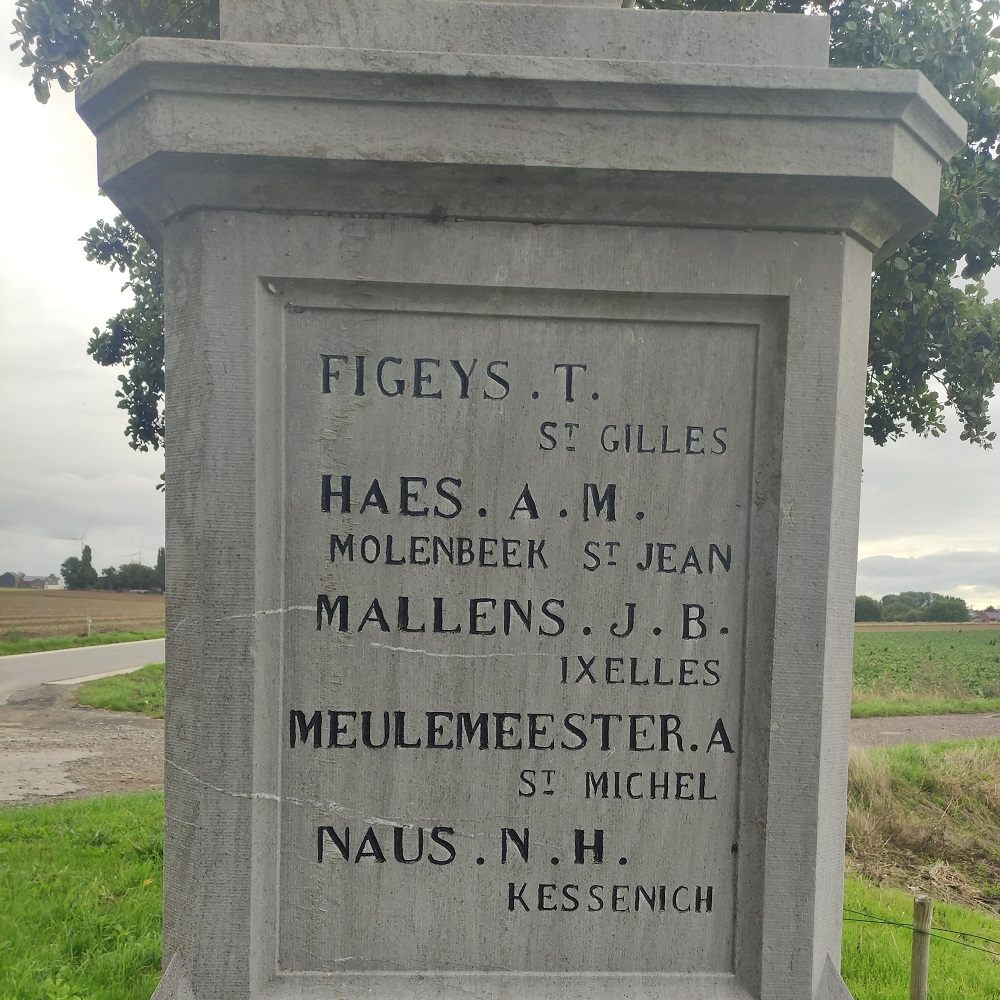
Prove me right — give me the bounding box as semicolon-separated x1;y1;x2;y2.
0;638;165;703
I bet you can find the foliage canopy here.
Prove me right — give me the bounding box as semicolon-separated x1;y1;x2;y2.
12;0;1000;452
859;590;972;621
60;542;98;590
854;594;882;621
59;543;165;591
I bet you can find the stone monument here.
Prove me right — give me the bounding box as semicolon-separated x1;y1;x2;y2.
77;3;964;999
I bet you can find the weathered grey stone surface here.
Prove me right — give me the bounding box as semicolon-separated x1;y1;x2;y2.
221;1;830;67
77;5;963;1000
77;33;962;258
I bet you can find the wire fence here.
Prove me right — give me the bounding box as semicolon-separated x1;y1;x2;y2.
843;904;1000;959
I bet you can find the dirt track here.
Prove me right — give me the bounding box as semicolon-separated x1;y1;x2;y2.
0;684;163;804
0;685;997;805
849;711;1000;747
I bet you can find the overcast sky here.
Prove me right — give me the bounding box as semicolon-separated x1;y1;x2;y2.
1;3;998;606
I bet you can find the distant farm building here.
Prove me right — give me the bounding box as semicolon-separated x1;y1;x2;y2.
0;572;62;589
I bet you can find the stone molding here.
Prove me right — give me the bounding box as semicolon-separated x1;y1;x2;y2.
77;36;965;256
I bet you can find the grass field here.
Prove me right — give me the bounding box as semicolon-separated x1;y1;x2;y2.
841;878;1000;1000
77;663;165;718
847;739;1000;911
0;793;162;1000
852;626;1000;716
0;630;165;657
0;589;165;651
1;791;998;1000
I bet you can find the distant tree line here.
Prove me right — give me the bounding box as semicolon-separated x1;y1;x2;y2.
854;591;969;623
61;544;165;593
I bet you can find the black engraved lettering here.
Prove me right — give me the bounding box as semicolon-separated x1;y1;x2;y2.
583;483;616;522
320;354;348;393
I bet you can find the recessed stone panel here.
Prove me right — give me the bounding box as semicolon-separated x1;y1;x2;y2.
272;287;767;974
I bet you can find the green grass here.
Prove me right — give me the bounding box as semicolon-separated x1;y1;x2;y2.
76;663;165;719
852;695;1000;717
0;792;163;1000
0;629;164;657
842;877;1000;1000
847;739;1000;909
852;628;1000;717
1;792;997;999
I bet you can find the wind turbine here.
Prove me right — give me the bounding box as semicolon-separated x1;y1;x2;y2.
125;531;148;565
57;520;92;556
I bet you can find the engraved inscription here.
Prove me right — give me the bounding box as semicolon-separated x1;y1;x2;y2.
277;307;757;974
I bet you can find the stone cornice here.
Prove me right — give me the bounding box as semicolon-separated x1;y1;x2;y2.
78;37;966;255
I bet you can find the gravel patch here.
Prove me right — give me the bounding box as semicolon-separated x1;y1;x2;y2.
0;684;163;804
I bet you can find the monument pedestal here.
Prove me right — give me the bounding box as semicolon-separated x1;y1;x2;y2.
78;4;963;999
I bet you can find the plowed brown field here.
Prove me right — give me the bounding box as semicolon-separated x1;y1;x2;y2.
855;621;1000;632
0;589;165;638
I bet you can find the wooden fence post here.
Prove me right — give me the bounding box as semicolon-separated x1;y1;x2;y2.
909;893;933;1000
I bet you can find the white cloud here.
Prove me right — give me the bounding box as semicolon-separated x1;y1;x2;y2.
857;550;1000;607
857;393;1000;606
1;15;164;578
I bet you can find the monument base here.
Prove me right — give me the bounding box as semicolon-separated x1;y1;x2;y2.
77;6;963;1000
151;955;855;999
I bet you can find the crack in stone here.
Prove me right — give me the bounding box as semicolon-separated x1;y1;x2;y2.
369;642;547;660
164;758;551;843
169;605;316;634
